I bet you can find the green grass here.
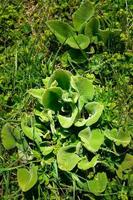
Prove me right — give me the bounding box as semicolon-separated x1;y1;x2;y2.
0;0;133;199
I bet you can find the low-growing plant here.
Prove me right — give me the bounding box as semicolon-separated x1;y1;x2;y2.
1;69;132;199
46;0;122;65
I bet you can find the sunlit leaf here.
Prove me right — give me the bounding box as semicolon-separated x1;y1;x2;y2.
46;20;75;43
79;128;104;152
72;1;95;31
58;106;78;128
66;34;90;49
17;165;38;192
48;69;72;90
57;145;81;171
21;114;42;143
117;154;133;179
88;172;108;195
42;87;63;111
40;146;54;156
78;155;99;170
71;76;94;102
28;88;45;104
85;102;104;126
1;123;16;150
104;128;131;147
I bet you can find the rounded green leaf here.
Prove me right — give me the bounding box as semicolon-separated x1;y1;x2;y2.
28;88;45;104
68;49;87;64
17;165;38;192
57;145;81;171
85;17;100;39
88;172;108;195
72;1;95;31
42;87;63;111
58;106;78;128
46;20;75;43
78;155;99;170
1;123;16;150
66;34;90;49
79;128;104;152
21;114;42;143
71;76;94;102
85;102;104;126
104;128;131;147
48;69;72;90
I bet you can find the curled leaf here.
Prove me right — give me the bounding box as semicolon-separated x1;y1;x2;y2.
17;165;38;192
78;155;99;170
48;69;72;90
42;87;63;111
57;145;81;171
79;128;104;152
1;123;16;150
58;106;78;128
88;172;108;195
72;0;95;31
104;128;131;147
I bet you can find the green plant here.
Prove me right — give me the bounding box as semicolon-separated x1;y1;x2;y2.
1;69;132;199
46;0;122;65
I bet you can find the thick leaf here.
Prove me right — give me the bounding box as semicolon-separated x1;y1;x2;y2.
1;123;16;150
72;1;95;31
57;145;80;171
58;106;78;128
79;128;104;152
75;102;103;127
28;88;45;104
85;17;100;39
104;129;131;147
78;155;99;170
85;102;104;126
66;34;90;49
68;49;87;63
71;76;94;102
42;87;63;111
40;146;54;156
17;165;38;192
117;154;133;179
21;114;42;143
46;20;75;43
88;172;108;195
48;69;72;90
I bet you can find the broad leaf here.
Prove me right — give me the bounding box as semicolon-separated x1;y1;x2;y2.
28;88;45;104
21;114;42;143
104;129;131;147
40;146;54;156
79;128;104;152
85;102;104;126
85;17;100;39
42;87;63;111
88;172;108;195
117;154;133;179
58;106;78;128
98;29;111;45
71;76;94;102
1;123;16;150
66;34;90;49
57;145;80;171
75;102;103;127
48;69;72;90
68;49;87;63
46;20;75;43
78;155;99;170
72;1;95;31
17;165;38;192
